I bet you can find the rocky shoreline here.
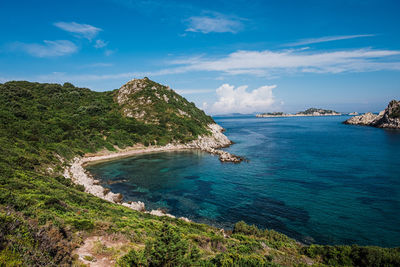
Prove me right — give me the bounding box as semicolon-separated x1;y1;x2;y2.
63;123;243;219
343;100;400;129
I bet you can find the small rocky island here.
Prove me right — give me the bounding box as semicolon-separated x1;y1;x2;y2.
256;108;341;118
343;100;400;129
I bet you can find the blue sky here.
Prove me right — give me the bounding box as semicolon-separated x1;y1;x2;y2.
1;0;400;114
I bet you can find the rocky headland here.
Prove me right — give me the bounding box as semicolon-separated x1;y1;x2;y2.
343;100;400;129
63;78;244;219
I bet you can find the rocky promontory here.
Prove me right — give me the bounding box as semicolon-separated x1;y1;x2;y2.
62;78;244;217
343;100;400;129
114;78;243;163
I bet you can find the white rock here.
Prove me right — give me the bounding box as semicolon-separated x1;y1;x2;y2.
344;112;380;125
149;209;175;218
122;201;146;211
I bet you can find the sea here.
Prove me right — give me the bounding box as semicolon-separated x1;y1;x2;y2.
86;115;400;247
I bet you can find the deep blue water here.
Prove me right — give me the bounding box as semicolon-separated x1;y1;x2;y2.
86;116;400;247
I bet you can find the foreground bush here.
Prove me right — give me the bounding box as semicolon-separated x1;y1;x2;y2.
118;223;200;267
303;244;400;266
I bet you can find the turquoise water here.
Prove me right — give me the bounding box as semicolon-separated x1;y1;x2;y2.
86;116;400;247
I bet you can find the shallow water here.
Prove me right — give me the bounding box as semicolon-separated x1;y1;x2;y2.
86;115;400;247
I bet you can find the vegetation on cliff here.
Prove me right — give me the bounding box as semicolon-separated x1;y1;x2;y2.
0;80;399;266
387;100;400;119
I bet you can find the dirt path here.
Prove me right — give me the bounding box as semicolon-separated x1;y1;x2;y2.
73;235;131;267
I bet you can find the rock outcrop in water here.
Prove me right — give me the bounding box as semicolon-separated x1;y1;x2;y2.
344;100;400;129
186;123;245;163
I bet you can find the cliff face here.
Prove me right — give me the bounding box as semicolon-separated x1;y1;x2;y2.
344;100;400;129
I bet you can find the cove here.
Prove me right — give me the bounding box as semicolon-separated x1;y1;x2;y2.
86;115;400;247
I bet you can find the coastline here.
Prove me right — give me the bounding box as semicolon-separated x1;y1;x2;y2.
343;100;400;129
81;144;192;166
63;123;240;221
256;113;342;118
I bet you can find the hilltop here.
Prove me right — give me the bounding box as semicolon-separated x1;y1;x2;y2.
116;78;215;140
0;79;399;266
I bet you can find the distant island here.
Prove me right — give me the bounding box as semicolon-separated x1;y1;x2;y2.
344;100;400;129
256;108;341;118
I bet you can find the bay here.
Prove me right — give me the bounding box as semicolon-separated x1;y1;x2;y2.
86;115;400;247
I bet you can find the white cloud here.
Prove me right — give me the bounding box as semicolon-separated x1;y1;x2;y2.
205;84;276;114
12;40;78;57
167;48;400;76
285;34;375;46
26;47;400;87
94;39;108;48
186;15;243;34
54;22;102;40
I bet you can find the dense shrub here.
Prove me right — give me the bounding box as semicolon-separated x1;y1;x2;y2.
0;210;73;266
118;223;200;267
233;221;294;247
303;244;400;266
206;253;276;266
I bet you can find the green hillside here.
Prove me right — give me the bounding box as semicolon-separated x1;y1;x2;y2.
0;80;399;266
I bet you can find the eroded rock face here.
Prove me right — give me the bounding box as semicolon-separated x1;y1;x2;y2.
116;78;155;121
188;124;232;150
372;100;400;128
186;124;244;163
343;100;400;129
116;78;148;105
